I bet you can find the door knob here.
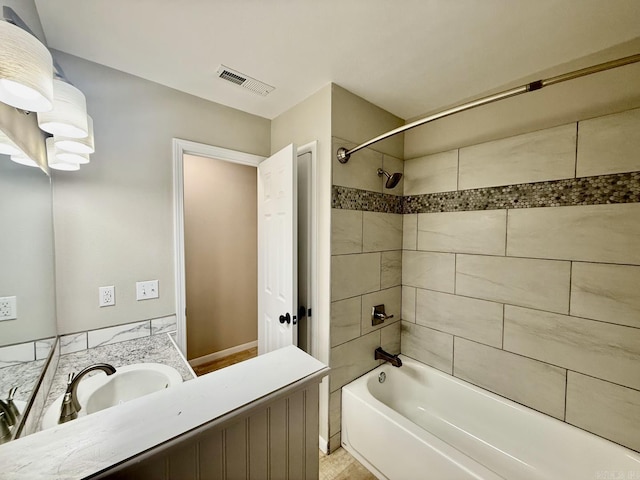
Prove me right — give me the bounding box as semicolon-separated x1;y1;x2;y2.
279;313;291;324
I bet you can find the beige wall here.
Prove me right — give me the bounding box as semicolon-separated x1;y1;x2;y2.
0;159;56;345
401;108;640;452
404;38;640;159
328;86;404;453
52;51;270;335
183;154;257;360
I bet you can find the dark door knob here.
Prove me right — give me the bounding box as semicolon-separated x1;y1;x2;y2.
279;313;291;324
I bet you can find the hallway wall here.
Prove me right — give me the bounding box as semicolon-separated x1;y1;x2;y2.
183;154;257;360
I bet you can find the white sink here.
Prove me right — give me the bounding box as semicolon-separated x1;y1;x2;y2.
42;363;183;430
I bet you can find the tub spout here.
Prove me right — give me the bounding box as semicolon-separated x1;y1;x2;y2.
375;347;402;367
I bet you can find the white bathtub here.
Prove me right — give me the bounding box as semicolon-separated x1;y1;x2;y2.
341;356;640;480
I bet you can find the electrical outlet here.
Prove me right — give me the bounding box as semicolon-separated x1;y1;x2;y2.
0;296;17;321
99;286;115;307
136;280;159;300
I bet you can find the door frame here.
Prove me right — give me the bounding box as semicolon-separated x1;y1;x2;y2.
172;138;318;359
296;141;318;359
172;138;264;355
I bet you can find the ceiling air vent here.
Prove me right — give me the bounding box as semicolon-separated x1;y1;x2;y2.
216;65;275;96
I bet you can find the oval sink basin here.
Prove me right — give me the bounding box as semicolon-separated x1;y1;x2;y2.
42;363;183;430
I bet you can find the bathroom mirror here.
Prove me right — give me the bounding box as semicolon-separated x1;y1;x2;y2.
0;153;57;441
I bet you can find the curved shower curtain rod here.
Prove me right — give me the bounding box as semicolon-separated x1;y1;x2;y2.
337;53;640;164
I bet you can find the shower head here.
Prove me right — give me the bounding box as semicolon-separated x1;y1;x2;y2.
377;168;403;189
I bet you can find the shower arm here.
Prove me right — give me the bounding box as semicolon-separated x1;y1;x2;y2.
336;53;640;164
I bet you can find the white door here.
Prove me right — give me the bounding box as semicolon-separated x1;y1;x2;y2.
258;144;297;354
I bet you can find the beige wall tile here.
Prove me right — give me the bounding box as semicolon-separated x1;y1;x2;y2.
404;150;458;195
331;208;362;255
402;286;416;323
400;321;453;374
382;154;404;196
507;203;640;265
363;212;403;252
329;390;341;437
402;251;455;293
566;372;640;452
571;262;640;329
331;253;381;301
361;286;402;335
381;321;401;355
330;297;361;347
416;290;503;348
577;108;640;177
454;338;566;419
459;123;576;190
330;330;381;392
332;137;383;192
403;214;417;250
417;210;506;255
456;254;570;314
381;250;402;289
504;306;640;390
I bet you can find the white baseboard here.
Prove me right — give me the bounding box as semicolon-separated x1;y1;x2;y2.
189;340;258;368
319;435;328;454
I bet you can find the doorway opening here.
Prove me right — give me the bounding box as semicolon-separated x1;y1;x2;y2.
173;139;317;373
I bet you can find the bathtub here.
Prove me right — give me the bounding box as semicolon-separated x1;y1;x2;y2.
341;356;640;480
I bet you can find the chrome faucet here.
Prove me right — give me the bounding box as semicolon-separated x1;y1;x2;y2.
0;388;18;427
59;363;116;424
375;347;402;367
0;386;20;444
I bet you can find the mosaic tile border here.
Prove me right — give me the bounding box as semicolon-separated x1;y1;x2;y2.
332;185;403;213
333;172;640;214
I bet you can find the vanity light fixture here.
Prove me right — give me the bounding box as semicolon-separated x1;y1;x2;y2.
1;7;94;173
54;115;95;154
0;19;53;112
57;149;89;165
46;137;80;171
0;128;22;155
37;79;88;138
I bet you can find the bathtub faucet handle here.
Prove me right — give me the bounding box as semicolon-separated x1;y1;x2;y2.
372;304;394;326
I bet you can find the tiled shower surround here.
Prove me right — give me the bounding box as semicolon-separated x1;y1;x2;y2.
330;107;640;454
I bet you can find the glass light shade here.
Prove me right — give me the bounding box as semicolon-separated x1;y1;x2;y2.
54;115;94;154
46;137;80;171
0;20;53;112
38;79;88;138
10;152;38;167
0;128;22;155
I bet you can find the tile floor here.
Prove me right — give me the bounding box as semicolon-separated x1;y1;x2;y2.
319;447;377;480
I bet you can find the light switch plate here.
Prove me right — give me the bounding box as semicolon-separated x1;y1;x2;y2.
0;296;17;321
136;280;159;300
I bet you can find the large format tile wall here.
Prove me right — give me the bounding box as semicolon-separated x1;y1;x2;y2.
401;108;640;452
329;136;403;452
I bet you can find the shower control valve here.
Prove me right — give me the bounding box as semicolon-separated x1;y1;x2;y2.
372;304;393;326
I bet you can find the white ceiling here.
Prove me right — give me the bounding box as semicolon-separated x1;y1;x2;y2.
34;0;640;120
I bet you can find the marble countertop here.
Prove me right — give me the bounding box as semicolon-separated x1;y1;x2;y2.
43;333;195;416
0;346;328;479
0;359;46;403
